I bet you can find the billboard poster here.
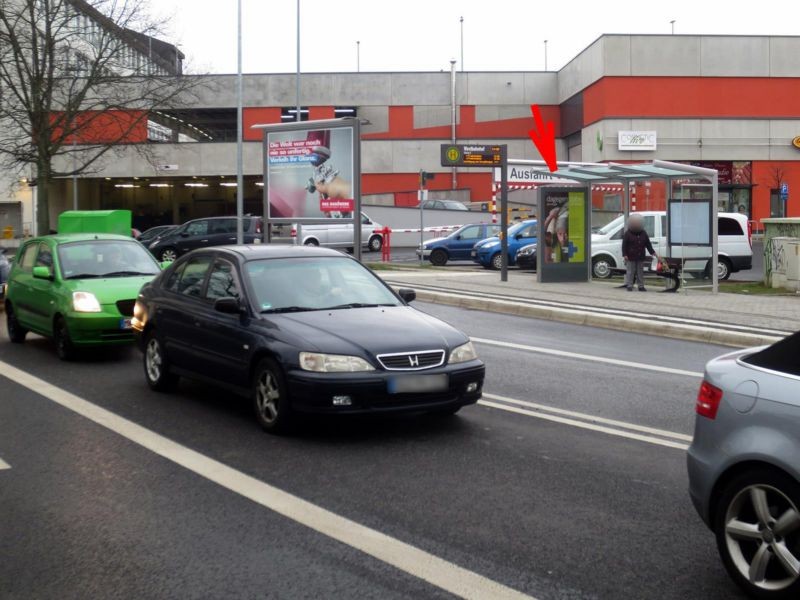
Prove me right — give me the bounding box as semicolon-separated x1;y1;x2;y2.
542;190;585;264
538;187;590;282
265;126;355;220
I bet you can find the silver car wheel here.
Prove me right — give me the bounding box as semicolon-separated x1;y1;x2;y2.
145;338;163;383
724;484;800;591
256;371;280;423
160;248;177;262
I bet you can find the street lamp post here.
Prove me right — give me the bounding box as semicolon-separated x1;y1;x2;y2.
296;0;301;121
235;0;244;244
460;17;464;72
544;39;548;71
357;40;360;72
670;20;676;34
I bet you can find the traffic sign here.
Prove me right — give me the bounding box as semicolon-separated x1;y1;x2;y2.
781;182;789;201
440;144;506;167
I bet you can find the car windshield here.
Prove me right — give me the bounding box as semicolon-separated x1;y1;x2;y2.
245;256;402;313
596;216;623;236
507;221;534;237
58;240;161;279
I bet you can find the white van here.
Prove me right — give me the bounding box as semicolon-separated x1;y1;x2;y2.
271;212;385;252
591;211;752;280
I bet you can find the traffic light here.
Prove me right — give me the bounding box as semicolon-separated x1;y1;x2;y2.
419;170;435;187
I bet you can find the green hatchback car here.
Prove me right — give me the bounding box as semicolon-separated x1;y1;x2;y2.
4;233;161;359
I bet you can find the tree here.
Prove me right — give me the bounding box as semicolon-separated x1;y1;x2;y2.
0;0;206;233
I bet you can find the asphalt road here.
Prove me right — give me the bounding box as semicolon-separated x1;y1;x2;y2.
0;302;747;600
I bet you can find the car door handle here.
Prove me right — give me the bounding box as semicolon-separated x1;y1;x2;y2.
201;239;208;243
228;237;236;241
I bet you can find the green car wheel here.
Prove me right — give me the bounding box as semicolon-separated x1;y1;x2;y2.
6;303;28;343
54;316;76;361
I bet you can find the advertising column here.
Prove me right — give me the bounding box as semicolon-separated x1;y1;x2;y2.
538;187;590;282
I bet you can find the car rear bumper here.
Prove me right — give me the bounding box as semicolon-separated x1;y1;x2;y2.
286;362;485;414
729;255;752;272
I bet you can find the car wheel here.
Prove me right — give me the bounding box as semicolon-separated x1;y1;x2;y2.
159;247;178;262
716;257;732;281
368;235;383;252
714;469;800;599
490;253;504;270
252;357;293;433
430;249;448;266
53;316;76;361
144;331;179;392
6;303;28;343
303;239;319;247
592;256;614;279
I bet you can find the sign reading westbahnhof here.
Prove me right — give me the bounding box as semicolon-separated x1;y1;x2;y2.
441;144;506;167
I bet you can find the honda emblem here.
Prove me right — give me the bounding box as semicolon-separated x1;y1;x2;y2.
408;355;419;367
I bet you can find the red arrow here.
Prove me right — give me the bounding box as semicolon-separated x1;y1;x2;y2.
527;104;558;172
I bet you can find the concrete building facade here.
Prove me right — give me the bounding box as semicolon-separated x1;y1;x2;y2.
4;33;800;235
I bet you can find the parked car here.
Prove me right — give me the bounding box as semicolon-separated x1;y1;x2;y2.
688;331;800;599
422;200;469;211
4;234;162;359
0;249;10;299
471;219;538;270
417;223;501;265
136;225;178;247
132;245;485;432
271;212;385;252
148;216;262;262
591;211;752;280
515;243;537;271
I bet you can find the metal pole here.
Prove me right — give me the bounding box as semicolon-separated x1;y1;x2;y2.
544;40;548;71
72;139;78;210
356;40;360;72
296;0;301;121
235;0;244;243
500;148;509;282
419;172;424;266
450;59;457;190
459;17;464;72
670;20;676;34
712;171;719;294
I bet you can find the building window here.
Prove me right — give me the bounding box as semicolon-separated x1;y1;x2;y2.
281;107;309;122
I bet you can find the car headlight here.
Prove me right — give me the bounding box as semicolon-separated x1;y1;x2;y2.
518;246;535;257
449;341;477;364
72;291;102;313
483;241;500;249
148;240;159;249
299;352;375;372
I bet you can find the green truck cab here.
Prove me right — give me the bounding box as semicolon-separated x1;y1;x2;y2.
5;231;161;359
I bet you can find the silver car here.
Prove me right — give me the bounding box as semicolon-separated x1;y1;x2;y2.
688;332;800;599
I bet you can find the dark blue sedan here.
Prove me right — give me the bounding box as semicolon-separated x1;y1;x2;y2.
416;223;500;266
132;245;485;432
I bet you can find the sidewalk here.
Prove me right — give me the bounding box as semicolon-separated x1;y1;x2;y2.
378;268;799;345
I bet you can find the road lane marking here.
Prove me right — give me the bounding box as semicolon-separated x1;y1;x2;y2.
478;400;690;451
483;393;693;443
471;336;704;378
0;362;535;600
0;457;10;470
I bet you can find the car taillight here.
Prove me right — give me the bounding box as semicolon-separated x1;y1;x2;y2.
290;228;297;238
747;221;753;249
696;381;723;420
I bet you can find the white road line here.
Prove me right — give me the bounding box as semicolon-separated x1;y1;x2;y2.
478;400;690;451
0;362;534;600
483;393;693;443
0;457;10;470
472;336;704;378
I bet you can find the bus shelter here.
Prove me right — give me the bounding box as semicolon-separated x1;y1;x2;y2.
499;159;720;293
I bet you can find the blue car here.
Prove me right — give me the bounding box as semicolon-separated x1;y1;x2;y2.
472;219;538;270
417;223;500;266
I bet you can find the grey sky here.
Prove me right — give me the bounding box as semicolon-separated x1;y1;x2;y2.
154;0;799;75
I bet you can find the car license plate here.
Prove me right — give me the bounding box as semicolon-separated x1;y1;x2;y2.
120;318;132;330
471;250;477;257
388;374;448;394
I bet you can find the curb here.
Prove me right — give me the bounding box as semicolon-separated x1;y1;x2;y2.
411;289;783;349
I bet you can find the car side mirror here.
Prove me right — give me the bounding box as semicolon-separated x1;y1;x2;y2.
214;296;243;314
455;235;462;240
515;233;523;240
32;265;53;280
398;288;416;303
180;232;189;238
